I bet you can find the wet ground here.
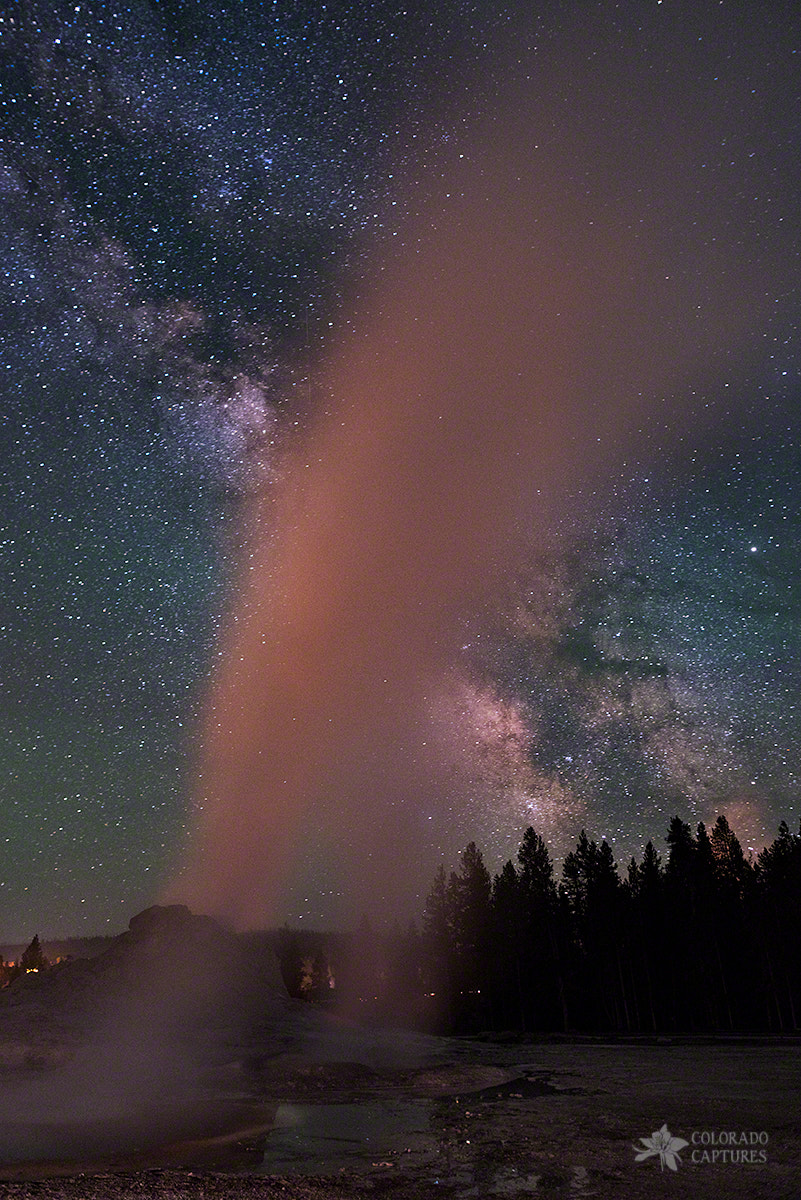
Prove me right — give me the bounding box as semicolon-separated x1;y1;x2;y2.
2;1031;800;1199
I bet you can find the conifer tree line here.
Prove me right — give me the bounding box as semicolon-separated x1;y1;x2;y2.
419;816;801;1034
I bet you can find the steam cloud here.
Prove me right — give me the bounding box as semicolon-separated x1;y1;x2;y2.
169;20;791;928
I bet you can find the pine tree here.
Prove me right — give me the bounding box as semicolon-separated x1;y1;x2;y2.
625;841;664;1029
449;842;493;1028
491;860;525;1029
561;832;629;1029
517;827;568;1030
422;863;457;1028
663;817;702;1028
20;935;47;974
756;821;801;1030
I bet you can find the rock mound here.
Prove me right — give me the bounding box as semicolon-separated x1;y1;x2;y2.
0;905;287;1070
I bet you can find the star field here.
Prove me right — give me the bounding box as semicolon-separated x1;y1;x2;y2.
466;438;801;865
1;0;800;937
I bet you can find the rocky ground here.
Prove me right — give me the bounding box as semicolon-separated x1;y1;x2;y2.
1;910;799;1199
2;1034;800;1199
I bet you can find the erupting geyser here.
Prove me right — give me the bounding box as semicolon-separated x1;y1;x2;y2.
168;25;789;930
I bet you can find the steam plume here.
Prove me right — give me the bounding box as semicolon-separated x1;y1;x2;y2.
170;21;790;927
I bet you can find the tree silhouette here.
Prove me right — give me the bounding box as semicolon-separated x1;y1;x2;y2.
422;863;457;1028
490;859;526;1029
756;820;801;1029
625;840;664;1030
19;934;48;974
517;827;568;1031
449;842;493;1029
561;832;634;1028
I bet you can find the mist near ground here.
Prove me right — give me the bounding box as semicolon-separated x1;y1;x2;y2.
0;906;284;1164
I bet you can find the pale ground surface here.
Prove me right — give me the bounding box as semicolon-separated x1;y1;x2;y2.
1;1023;800;1200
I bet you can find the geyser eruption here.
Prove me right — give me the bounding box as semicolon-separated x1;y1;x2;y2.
170;22;790;929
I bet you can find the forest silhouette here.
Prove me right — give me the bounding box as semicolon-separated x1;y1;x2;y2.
277;816;801;1036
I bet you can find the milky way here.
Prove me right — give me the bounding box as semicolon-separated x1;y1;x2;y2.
1;1;799;939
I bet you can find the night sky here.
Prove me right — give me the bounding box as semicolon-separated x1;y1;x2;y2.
1;0;799;940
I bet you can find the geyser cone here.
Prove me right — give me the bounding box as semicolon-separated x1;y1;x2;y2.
0;905;286;1167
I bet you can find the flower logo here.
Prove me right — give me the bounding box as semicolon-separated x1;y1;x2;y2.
633;1124;688;1171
